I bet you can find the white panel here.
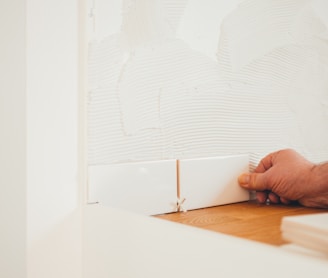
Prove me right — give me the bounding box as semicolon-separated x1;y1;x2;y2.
179;154;250;210
88;160;177;215
84;205;328;278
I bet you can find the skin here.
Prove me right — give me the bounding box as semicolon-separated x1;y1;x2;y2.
238;149;328;209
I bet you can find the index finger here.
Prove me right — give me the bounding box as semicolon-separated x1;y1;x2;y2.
255;152;274;173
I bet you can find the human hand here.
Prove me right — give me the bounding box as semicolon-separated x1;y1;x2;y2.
238;149;328;208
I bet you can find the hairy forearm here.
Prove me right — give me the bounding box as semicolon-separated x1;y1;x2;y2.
298;161;328;208
310;161;328;194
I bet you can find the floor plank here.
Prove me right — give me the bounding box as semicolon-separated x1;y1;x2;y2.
155;200;326;246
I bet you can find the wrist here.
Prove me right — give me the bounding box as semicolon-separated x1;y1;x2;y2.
309;162;328;193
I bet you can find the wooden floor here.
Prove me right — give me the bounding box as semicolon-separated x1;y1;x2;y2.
155;200;327;246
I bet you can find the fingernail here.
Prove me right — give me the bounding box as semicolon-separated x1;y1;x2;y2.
238;173;250;185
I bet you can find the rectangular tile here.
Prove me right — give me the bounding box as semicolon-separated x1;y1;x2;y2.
179;154;250;211
88;160;177;215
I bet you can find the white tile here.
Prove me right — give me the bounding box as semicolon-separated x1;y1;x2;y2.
88;160;177;215
179;154;250;210
281;213;328;255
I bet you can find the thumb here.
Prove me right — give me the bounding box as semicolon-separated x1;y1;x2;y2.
238;172;269;191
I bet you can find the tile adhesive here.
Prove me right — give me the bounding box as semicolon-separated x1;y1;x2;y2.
88;0;328;169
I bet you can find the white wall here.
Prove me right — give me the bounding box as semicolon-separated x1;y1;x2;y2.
26;1;82;277
0;1;82;278
88;0;328;168
0;1;27;277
